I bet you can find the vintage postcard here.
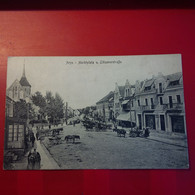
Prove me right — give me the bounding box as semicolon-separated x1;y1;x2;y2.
4;54;189;170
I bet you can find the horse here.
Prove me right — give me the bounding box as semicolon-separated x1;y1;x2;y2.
72;135;80;140
117;129;126;137
113;128;118;132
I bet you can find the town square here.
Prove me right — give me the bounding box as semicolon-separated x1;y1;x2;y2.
4;55;189;169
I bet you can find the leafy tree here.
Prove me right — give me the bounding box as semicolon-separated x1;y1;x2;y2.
31;91;46;118
14;99;35;120
45;91;64;123
54;93;64;119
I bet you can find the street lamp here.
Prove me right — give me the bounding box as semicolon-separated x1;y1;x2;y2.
129;99;133;131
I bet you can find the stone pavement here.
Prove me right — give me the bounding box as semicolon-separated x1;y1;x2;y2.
143;130;188;148
35;139;60;170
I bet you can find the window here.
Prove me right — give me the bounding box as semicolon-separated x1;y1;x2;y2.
138;100;140;106
176;95;181;103
159;83;162;93
170;80;179;86
131;101;133;107
145;86;151;91
126;89;128;97
145;99;148;106
151;98;154;105
169;96;173;108
160;97;163;105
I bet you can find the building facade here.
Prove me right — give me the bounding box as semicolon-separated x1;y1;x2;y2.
96;91;114;121
6;65;31;102
4;65;31;154
98;72;186;134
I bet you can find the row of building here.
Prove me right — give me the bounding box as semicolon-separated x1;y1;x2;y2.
5;66;32;153
96;72;186;134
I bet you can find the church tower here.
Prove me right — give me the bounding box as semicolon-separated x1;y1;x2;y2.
19;63;31;99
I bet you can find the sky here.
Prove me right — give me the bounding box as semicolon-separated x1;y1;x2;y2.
7;54;182;109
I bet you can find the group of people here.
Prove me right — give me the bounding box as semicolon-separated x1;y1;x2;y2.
27;127;41;170
27;148;41;170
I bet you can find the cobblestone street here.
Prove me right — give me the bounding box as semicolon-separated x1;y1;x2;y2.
42;123;189;169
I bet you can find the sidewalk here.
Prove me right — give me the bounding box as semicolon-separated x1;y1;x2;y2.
35;140;60;170
145;130;188;148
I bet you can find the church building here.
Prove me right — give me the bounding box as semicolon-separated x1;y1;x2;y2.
6;65;31;102
4;64;31;157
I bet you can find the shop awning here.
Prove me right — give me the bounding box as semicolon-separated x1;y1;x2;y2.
116;112;135;122
122;100;129;105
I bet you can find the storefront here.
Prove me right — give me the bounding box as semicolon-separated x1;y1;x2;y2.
145;114;156;129
116;111;136;127
170;115;185;133
5;118;26;152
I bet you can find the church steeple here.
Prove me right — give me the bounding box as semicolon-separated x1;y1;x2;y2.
22;60;26;77
20;60;31;87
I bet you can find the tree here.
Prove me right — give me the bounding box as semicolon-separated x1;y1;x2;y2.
45;91;64;124
14;99;35;120
45;91;55;123
54;93;64;119
31;91;46;119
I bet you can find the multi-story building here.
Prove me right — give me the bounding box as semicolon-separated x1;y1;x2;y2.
114;80;136;127
154;72;186;133
98;71;186;134
4;65;31;154
96;91;114;121
135;76;158;130
4;96;27;153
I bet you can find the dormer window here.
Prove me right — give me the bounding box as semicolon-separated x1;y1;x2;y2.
169;80;179;86
145;86;151;91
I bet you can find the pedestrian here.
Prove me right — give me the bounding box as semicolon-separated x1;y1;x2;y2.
144;127;150;137
30;133;35;147
34;149;41;169
27;149;41;170
36;131;39;140
27;149;36;170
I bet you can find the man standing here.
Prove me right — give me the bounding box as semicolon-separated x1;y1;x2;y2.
30;133;35;147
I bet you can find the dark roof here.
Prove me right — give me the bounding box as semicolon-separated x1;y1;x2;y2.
96;91;114;104
166;72;182;82
20;76;31;87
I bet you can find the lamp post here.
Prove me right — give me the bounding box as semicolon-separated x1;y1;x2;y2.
130;98;133;132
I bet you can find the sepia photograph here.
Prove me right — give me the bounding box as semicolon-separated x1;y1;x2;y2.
4;54;189;170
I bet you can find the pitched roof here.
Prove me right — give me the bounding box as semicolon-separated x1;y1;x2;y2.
96;91;114;104
166;72;182;82
20;76;31;87
144;78;155;88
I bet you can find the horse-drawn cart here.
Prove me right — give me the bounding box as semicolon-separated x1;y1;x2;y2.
129;127;150;137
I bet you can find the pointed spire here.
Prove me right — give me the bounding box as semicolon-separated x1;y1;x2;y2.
20;59;31;87
22;59;26;77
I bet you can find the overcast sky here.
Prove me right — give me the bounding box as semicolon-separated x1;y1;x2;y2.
7;54;182;109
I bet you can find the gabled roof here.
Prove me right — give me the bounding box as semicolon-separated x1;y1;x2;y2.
166;72;182;82
144;78;155;88
96;91;114;104
20;76;31;87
